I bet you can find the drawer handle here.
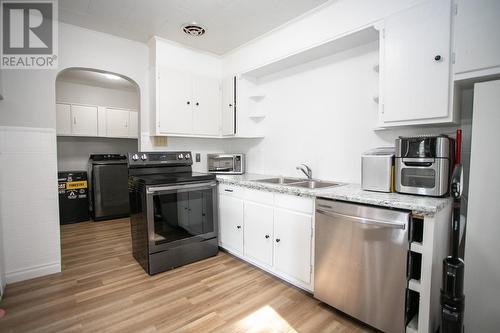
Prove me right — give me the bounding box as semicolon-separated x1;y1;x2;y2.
265;235;270;239
275;238;280;243
224;189;234;192
236;225;241;229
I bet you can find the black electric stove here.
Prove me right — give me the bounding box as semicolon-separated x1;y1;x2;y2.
128;151;218;275
131;172;215;186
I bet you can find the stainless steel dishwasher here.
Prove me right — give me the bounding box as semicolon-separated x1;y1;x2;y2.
314;198;410;333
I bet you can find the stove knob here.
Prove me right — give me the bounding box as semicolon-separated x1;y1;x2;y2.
132;154;139;161
185;153;191;159
141;153;147;161
178;153;184;160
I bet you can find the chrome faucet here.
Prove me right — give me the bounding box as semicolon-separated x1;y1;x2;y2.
296;164;312;179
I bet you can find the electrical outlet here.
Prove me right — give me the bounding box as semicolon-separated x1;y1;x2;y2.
195;153;201;162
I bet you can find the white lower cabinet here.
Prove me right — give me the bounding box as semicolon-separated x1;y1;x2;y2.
243;201;274;267
218;185;314;291
274;208;312;285
219;194;244;254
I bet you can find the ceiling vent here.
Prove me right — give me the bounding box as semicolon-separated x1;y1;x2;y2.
182;23;206;37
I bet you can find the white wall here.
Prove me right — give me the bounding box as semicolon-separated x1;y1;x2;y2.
56;81;139;110
0;212;5;298
226;43;458;182
57;137;138;171
222;0;425;76
0;23;149;283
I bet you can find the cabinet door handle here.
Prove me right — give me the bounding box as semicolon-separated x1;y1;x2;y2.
224;189;233;192
187;101;191;105
195;102;199;106
275;238;280;243
265;235;270;239
434;55;442;61
229;104;233;107
236;225;241;229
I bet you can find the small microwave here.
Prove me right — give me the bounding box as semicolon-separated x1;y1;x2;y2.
207;154;245;174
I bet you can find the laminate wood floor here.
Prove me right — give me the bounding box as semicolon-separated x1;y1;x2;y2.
0;218;372;333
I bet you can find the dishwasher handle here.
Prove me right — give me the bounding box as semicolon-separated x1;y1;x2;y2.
316;208;406;230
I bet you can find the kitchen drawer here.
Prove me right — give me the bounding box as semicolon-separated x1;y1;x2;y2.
219;184;244;198
274;193;313;215
243;188;274;205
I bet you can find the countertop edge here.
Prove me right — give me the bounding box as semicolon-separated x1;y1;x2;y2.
216;175;451;217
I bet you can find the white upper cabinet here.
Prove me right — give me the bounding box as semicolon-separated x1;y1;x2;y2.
106;108;131;137
379;0;454;127
56;103;71;135
97;106;107;137
221;76;236;136
192;75;221;136
158;67;193;135
57;103;137;138
157;67;221;136
71;105;98;136
454;0;500;78
129;111;138;138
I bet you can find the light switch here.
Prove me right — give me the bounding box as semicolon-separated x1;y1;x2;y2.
195;153;201;162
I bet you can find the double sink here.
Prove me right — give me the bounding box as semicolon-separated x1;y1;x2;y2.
255;177;341;189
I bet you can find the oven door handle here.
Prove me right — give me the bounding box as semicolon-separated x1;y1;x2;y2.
147;181;217;194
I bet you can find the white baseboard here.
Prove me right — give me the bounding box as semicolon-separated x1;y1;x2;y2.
5;262;61;284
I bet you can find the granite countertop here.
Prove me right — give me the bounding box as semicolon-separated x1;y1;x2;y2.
217;173;452;216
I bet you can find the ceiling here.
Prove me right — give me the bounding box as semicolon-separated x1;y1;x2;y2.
57;69;138;91
59;0;331;55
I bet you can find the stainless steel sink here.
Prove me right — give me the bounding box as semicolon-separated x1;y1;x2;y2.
289;180;341;189
255;177;305;185
255;177;341;189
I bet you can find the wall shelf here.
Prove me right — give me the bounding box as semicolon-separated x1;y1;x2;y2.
240;25;379;79
249;95;266;101
248;113;266;119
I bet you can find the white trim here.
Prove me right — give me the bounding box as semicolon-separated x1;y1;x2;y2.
0;126;56;133
5;262;61;284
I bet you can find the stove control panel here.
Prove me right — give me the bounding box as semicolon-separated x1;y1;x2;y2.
128;151;193;167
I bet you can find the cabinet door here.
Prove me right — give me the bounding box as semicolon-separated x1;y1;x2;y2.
56;103;71;135
454;0;500;75
274;208;312;284
158;67;193;134
71;105;98;136
381;0;451;124
219;195;244;254
97;106;107;137
192;75;221;136
106;108;130;137
221;76;236;136
128;111;138;138
244;201;274;267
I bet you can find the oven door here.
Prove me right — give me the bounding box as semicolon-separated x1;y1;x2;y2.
208;155;235;173
146;181;218;254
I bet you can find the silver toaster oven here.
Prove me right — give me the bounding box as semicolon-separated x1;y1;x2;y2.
395;135;453;197
207;154;245;174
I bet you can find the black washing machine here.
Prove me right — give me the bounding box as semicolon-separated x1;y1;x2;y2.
88;154;130;221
